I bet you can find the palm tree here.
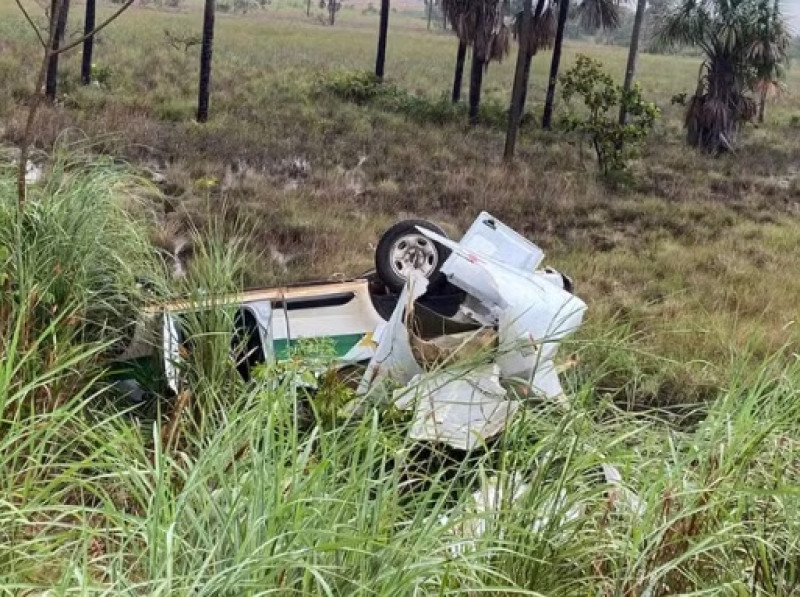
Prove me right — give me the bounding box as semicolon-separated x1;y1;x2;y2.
514;0;550;121
541;0;569;129
750;0;790;123
327;0;341;24
197;0;216;123
510;0;618;129
442;0;471;103
657;0;788;153
451;39;467;102
442;0;510;122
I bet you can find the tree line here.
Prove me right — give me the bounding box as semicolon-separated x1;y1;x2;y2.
12;0;793;203
371;0;790;157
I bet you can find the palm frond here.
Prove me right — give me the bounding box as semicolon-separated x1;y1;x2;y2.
753;77;784;99
655;0;710;49
488;24;511;61
532;5;557;50
445;0;507;62
575;0;620;31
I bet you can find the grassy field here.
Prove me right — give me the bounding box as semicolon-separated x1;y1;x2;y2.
3;2;800;593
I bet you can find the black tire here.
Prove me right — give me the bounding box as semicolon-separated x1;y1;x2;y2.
375;219;451;294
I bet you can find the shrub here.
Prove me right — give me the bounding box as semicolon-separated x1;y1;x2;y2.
91;62;113;86
560;55;659;181
318;70;511;129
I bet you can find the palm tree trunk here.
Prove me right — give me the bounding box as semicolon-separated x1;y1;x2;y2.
518;52;532;121
452;39;467;103
541;0;569;129
758;85;767;123
619;0;647;125
45;0;70;101
375;0;390;79
81;0;96;85
468;48;485;125
517;0;546;121
306;0;311;16
504;0;533;159
692;59;739;153
329;0;336;25
427;0;432;29
197;0;215;123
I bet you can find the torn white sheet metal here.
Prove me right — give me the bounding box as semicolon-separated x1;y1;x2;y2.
458;211;545;272
444;465;642;557
393;364;518;451
444;472;583;557
25;161;42;185
356;271;428;399
419;222;587;399
445;472;531;555
493;266;586;398
162;312;182;395
602;464;646;517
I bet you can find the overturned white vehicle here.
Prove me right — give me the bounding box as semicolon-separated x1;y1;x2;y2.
114;212;586;448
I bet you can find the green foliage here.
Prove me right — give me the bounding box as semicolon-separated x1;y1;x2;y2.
154;98;193;122
0;144;165;417
91;63;114;86
169;216;256;431
320;70;384;103
319;70;508;128
256;337;355;428
560;55;659;180
0;145;162;361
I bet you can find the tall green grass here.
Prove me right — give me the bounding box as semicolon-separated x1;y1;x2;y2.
0;144;163;414
2;158;800;595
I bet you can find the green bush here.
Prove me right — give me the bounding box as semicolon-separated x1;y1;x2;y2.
560;55;660;181
318;70;510;129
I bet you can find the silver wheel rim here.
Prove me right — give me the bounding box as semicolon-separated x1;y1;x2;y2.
389;233;438;281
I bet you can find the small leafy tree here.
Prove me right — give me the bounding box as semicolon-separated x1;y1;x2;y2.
560;55;659;180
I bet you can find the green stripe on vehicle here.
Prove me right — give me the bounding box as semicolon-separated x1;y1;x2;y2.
272;333;367;360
